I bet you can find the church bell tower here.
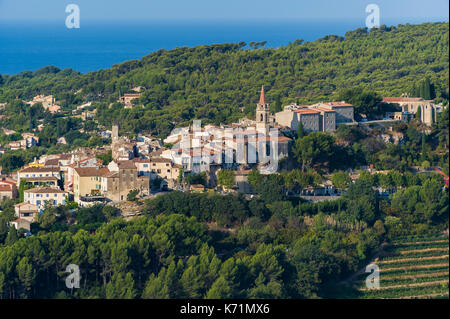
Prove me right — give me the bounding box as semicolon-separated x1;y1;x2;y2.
256;86;269;132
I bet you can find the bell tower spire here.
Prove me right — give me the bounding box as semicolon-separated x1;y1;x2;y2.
256;86;269;132
259;86;266;105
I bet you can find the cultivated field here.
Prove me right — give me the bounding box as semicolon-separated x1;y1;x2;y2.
353;235;449;299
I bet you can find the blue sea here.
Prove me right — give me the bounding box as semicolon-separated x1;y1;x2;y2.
0;18;446;75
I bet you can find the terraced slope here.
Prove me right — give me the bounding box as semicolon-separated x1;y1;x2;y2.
353;236;449;299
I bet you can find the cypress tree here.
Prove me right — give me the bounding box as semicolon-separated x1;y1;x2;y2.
415;105;422;121
421;133;427;162
297;122;304;138
274;95;282;113
423;78;431;99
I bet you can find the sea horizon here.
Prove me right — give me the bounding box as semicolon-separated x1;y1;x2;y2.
1;18;448;76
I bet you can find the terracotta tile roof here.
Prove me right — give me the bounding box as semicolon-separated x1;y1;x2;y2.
74;167;109;177
20;166;60;173
312;106;336;113
325;102;353;107
103;171;119;178
11;218;31;224
150;157;172;163
293;109;320;114
15;202;38;208
259;136;292;142
44;159;60;166
133;158;151;163
59;154;72;160
123;93;141;97
0;178;17;185
24;187;66;194
117;160;137;169
382;97;434;103
23;176;58;181
0;184;12;192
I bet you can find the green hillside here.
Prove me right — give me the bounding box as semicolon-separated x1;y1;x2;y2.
0;22;448;137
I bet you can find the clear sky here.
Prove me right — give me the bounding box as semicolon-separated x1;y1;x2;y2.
0;0;448;23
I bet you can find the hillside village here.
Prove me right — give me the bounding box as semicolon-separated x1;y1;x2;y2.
0;85;446;234
0;21;448;300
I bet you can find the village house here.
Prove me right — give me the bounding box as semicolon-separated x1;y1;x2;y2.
10;218;33;232
64;156;103;193
276;107;321;132
133;157;181;180
26;95;62;113
16;166;61;188
311;102;354;124
73;167;109;203
0;184;16;201
119;93;141;108
101;160;150;202
23;187;68;212
309;106;337;132
0;172;18;199
14;202;39;223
